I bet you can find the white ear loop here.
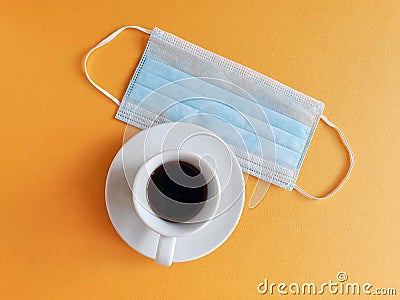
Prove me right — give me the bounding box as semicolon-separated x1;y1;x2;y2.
294;114;355;200
84;25;152;106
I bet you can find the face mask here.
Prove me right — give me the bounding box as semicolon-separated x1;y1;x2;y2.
84;25;354;200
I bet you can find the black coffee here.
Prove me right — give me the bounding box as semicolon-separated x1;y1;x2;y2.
147;160;208;222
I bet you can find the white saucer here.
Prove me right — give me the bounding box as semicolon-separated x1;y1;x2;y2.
105;122;245;262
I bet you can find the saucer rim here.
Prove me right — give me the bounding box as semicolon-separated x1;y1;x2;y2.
105;122;245;263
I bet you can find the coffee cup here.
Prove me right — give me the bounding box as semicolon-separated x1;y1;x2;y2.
132;149;221;266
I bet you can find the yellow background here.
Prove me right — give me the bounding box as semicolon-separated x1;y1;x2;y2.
1;0;399;299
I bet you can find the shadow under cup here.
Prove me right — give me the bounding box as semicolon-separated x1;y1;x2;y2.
143;151;220;225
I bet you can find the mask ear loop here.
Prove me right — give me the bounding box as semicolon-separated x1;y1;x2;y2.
83;25;152;106
294;114;355;200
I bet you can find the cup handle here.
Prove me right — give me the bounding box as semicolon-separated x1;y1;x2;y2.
156;235;176;266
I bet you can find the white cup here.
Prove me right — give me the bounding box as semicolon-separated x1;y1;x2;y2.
132;149;221;266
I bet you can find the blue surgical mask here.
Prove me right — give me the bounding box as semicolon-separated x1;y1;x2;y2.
84;25;354;200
